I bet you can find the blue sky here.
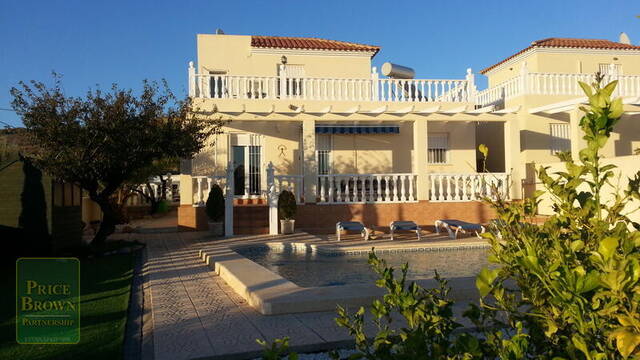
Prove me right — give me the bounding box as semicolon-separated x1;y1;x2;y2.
1;0;638;127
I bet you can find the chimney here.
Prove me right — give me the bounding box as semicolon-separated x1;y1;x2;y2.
619;32;631;45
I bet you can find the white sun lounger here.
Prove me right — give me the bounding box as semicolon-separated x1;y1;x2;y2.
389;221;421;241
435;219;486;239
336;221;371;242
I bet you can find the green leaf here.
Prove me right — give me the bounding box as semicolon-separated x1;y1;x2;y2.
572;334;592;360
610;97;624;119
598;237;619;260
476;267;499;297
570;240;585;252
578;81;593;97
610;328;640;358
601;80;618;98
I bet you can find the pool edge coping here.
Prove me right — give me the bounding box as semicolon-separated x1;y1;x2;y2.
198;241;483;315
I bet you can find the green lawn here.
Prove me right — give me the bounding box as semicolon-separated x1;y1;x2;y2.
0;251;135;360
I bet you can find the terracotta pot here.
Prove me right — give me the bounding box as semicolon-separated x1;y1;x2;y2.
208;221;224;237
280;219;295;234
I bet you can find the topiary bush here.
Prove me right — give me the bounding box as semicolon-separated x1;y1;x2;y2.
205;184;224;222
278;190;297;220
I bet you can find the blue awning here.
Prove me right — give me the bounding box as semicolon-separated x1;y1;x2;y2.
315;125;400;134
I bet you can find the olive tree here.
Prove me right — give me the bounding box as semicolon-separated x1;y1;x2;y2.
11;76;222;247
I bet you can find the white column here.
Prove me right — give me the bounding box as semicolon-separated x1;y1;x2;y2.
302;119;317;203
465;68;476;103
267;162;278;235
569;107;585;161
179;158;193;206
508;113;524;200
188;61;196;97
224;161;234;236
371;67;379;101
413;119;429;201
519;62;529;96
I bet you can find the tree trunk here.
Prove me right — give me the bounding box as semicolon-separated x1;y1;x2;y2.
159;175;168;201
90;194;119;248
145;183;159;214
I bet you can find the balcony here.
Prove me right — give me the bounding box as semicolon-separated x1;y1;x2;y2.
476;65;640;107
188;63;474;104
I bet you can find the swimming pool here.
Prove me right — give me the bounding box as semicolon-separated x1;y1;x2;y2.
235;245;490;287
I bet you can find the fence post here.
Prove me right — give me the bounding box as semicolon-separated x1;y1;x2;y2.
224;161;234;236
267;162;278;235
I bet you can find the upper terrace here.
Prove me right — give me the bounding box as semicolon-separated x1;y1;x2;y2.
189;34;640;109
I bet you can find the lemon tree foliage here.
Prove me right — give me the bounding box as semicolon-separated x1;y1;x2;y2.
476;78;640;358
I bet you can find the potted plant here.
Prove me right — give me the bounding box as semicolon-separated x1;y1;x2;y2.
278;190;297;234
205;184;225;236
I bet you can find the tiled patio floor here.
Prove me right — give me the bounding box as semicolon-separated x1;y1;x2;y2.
122;213;482;360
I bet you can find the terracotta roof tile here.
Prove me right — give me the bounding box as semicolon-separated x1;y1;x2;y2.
251;35;380;56
480;38;640;74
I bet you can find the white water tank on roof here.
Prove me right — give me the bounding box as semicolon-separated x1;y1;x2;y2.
381;62;415;79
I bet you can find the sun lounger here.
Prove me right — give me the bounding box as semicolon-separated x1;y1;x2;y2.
434;219;485;239
336;221;371;242
389;221;421;241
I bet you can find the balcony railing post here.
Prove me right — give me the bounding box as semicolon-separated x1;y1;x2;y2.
188;61;196;97
519;62;529;96
279;64;287;99
465;68;476;103
371;67;379;101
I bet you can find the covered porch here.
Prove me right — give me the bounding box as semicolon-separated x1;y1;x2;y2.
179;108;516;234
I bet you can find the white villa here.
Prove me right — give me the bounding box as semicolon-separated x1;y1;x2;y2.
177;33;640;234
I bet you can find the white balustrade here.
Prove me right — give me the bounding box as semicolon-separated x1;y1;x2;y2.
476;72;640;107
428;173;509;202
273;175;304;204
317;174;417;204
190;72;471;103
192;175;227;206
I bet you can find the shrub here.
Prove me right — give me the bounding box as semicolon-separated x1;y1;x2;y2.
205;184;224;222
475;77;640;358
278;190;296;220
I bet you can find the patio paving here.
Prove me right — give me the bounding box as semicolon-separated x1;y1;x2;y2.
121;213;483;360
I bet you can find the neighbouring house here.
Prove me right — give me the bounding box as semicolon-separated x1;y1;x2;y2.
0;130;83;253
178;33;640;234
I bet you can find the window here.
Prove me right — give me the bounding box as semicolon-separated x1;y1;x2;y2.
599;63;622;75
550;123;571;154
428;133;449;164
316;134;332;175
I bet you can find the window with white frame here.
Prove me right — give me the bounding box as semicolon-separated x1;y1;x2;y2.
316;134;332;175
599;63;622;75
428;133;449;164
550;123;571;154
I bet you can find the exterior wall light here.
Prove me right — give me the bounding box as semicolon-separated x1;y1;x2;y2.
281;55;288;65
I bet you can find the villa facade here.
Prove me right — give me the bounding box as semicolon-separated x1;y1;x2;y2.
178;33;640;234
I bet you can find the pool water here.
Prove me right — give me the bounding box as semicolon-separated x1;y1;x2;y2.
235;245;490;287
